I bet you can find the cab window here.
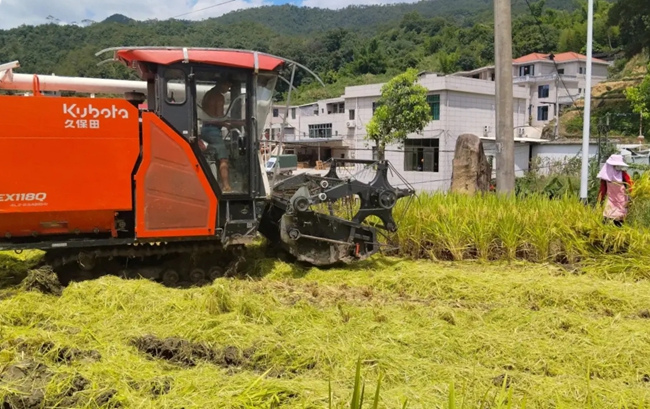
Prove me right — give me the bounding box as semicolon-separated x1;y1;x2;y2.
164;69;186;104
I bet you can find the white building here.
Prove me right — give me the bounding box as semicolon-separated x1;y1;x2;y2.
263;98;355;166
454;52;611;130
264;73;532;191
347;73;530;191
265;104;299;141
262;52;610;191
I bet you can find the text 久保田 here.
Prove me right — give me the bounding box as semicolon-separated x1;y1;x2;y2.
65;119;101;129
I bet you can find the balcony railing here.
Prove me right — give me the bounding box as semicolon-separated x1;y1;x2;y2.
272;132;346;143
513;73;584;84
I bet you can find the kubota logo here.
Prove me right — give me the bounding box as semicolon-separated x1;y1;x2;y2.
63;103;129;119
0;193;47;202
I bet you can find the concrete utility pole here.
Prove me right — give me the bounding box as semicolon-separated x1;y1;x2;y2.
555;76;559;139
494;0;515;193
579;0;594;202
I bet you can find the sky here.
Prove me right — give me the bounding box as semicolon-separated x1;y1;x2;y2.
0;0;418;30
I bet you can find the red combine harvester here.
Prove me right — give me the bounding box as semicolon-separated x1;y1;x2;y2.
0;47;413;285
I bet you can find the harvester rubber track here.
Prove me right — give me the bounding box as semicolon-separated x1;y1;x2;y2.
32;241;246;288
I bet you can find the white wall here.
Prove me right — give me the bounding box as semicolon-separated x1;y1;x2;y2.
530;143;599;175
445;91;527;137
532;143;598;161
482;141;531;178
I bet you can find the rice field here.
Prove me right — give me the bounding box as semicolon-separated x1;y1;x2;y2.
2;250;650;408
1;192;650;408
388;193;650;278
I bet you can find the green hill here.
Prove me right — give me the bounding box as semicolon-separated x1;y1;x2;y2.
0;0;636;102
208;0;583;36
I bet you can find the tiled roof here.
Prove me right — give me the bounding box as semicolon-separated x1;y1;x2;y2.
513;52;608;64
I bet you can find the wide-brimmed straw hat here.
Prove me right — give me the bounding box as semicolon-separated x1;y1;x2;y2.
606;154;629;167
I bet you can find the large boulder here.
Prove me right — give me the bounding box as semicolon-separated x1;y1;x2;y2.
450;133;492;194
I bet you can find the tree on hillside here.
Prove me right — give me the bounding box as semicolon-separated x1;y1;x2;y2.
608;0;650;57
350;39;387;75
624;63;650;137
365;69;431;160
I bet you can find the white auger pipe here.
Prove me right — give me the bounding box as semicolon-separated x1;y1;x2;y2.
0;72;213;95
1;73;149;94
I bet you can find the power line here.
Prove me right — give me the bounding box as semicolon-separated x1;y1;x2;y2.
170;0;237;19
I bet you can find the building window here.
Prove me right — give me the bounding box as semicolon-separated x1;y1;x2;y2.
308;123;333;138
372;102;378;114
427;94;440;120
291;108;296;119
349;109;356;120
328;102;345;114
519;65;534;77
328;105;334;114
538;85;550;99
273;108;279;117
557;68;565;75
578;88;583;94
579;67;584;74
537;106;549;121
404;139;439;172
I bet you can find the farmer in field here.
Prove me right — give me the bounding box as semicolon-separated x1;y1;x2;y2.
597;154;633;227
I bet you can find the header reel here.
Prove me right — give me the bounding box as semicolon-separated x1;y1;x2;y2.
259;159;415;266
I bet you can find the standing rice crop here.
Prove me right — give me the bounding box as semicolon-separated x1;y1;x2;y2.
390;192;650;264
628;171;650;228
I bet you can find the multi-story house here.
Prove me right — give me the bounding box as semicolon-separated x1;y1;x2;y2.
454;52;611;130
513;52;610;128
263;97;356;165
262;52;609;190
264;104;299;141
348;73;529;190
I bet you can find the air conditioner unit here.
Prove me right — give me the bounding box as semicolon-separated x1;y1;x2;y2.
346;120;356;128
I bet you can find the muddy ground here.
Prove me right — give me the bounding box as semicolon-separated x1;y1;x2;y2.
0;338;177;408
0;360;112;409
20;266;63;296
131;335;249;369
